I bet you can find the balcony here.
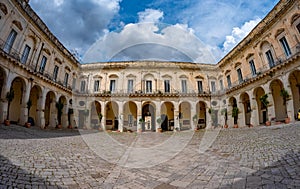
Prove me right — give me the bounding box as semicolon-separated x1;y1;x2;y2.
225;43;300;93
0;38;72;92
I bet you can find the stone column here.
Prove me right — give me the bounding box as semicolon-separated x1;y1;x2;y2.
237;95;245;127
37;89;46;128
20;81;31;125
205;106;212;129
61;99;68;128
155;101;161;132
250;94;259;127
101;101;106;130
118;101;124;132
283;75;294;122
190;102;196;130
136;101;142;132
173;102;180;131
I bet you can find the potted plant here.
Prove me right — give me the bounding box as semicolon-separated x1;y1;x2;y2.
193;114;198;130
221;108;228;128
232;107;239;128
4;88;14;126
260;94;270;126
55;100;64;129
156;116;162;132
25;99;32;128
138;117;144;132
280;88;290;123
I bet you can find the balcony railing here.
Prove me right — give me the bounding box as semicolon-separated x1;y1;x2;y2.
0;38;72;91
225;43;300;92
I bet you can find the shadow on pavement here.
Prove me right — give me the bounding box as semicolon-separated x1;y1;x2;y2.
0;124;99;139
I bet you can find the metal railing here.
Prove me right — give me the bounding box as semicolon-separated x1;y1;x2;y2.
0;38;72;91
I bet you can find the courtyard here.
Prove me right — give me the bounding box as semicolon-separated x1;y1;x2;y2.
0;123;300;189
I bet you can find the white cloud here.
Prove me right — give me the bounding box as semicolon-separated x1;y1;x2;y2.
30;0;121;57
138;9;164;23
222;18;261;52
83;19;216;63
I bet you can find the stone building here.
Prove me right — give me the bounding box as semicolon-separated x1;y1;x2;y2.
0;0;299;132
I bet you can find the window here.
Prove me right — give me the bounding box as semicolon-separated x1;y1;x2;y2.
53;65;59;81
80;80;86;92
237;68;243;83
128;80;133;93
4;29;17;53
164;80;170;93
265;50;275;68
197;81;203;93
110;80;116;92
39;56;47;74
227;75;232;88
64;73;69;87
146;80;152;93
20;45;31;64
279;36;291;57
219;80;224;91
181;80;187;93
211;81;216;92
94;80;100;92
249;60;257;76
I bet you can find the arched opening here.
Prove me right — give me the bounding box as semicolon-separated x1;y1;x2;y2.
9;77;26;124
28;85;42;126
196;101;207;129
90;101;101;129
45;91;56;128
240;92;251;126
270;79;287;121
58;96;67;128
229;97;238;125
105;101;119;130
254;87;266;124
179;101;191;130
289;70;300;120
161;102;174;131
142;102;155;131
123;101;137;131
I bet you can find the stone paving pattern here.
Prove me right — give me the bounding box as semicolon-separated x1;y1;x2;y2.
0;123;299;189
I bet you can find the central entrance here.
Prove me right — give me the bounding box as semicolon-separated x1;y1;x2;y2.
142;103;155;131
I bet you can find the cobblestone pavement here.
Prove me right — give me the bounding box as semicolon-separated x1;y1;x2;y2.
0;123;300;189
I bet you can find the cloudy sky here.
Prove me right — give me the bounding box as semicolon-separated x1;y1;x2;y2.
29;0;279;63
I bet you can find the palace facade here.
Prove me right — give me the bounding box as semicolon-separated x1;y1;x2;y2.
0;0;300;132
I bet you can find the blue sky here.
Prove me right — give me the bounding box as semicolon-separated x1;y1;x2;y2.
29;0;279;63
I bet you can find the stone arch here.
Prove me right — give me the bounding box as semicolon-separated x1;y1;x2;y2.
9;77;27;124
240;92;251;126
105;101;119;130
28;85;42;126
196;101;207;128
229;97;238;125
291;13;300;25
270;79;287;121
90;101;101;129
58;95;68;128
288;70;300;119
160;101;174;131
179;101;192;130
254;87;266;124
142;101;156;131
123;101;137;130
0;3;8;15
44;91;56;128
